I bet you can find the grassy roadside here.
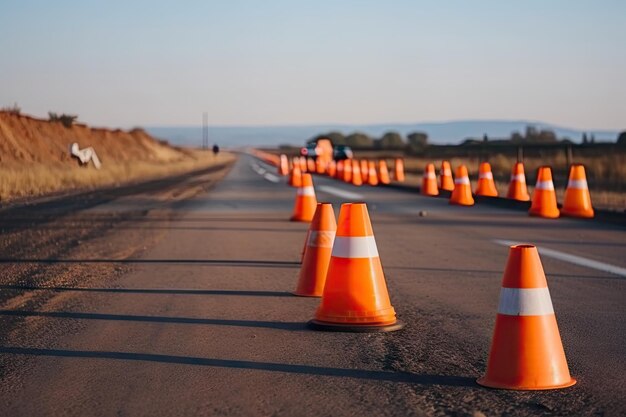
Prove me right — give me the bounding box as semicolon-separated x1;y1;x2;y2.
0;150;236;203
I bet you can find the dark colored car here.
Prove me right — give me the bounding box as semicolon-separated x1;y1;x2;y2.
333;145;353;161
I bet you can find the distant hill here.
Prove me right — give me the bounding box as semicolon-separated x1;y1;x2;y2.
146;120;620;148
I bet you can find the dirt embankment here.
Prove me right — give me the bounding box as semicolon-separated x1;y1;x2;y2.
0;111;235;202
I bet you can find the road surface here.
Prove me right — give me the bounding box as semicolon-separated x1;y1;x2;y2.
0;154;624;416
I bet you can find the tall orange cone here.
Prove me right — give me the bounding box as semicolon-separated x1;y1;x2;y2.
440;160;455;191
367;161;379;186
475;162;498;197
288;165;302;187
336;160;344;180
343;159;353;183
309;203;403;332
449;165;474;206
506;162;530;201
529;166;559;218
315;158;326;175
307;158;316;173
294;203;337;297
278;154;289;176
421;163;439;196
561;164;594;218
378;160;391;185
394;158;405;182
291;173;317;222
360;160;369;182
327;160;337;178
351;160;363;186
478;244;576;390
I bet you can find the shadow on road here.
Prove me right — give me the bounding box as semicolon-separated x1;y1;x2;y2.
0;310;307;331
0;346;476;387
0;286;293;297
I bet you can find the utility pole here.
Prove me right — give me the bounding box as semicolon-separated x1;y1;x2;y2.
202;112;208;149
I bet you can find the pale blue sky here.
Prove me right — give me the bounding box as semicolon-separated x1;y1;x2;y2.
1;0;624;129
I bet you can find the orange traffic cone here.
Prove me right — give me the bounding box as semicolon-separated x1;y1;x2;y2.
378;160;391;185
421;163;439;196
309;203;403;332
299;156;307;172
351;160;363;186
343;160;353;183
529;166;559;219
327;160;337;178
360;160;369;182
288;166;302;187
278;154;289;176
291;173;317;222
315;159;325;175
336;160;344;180
394;158;405;182
367;161;379;186
449;165;474;206
440;160;455;191
561;164;594;218
294;203;337;297
307;158;316;173
507;162;530;201
478;244;576;390
475;162;498;197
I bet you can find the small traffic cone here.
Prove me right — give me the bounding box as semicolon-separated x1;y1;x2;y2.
278;154;289;176
288;166;302;187
307;158;316;173
529;167;559;219
309;203;404;332
299;156;307;172
360;160;369;182
440;161;455;191
351;160;363;186
507;162;530;201
343;160;353;183
475;162;498;197
478;244;576;390
327;160;337;178
336;160;345;180
561;164;594;218
421;163;439;196
394;158;405;182
378;160;391;185
367;161;379;186
294;203;337;297
291;173;317;222
315;159;326;175
449;165;474;206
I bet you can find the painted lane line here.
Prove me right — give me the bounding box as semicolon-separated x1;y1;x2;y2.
263;173;280;183
493;239;626;278
317;185;364;200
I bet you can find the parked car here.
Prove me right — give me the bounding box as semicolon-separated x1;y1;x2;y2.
333;145;353;161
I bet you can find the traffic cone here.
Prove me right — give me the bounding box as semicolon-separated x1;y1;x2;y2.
529;167;559;219
421;163;439;196
327;160;337;178
475;162;498;197
336;160;344;180
278;154;289;176
343;160;353;183
291;173;317;222
307;158;316;173
367;161;379;186
478;244;576;390
449;165;474;206
561;164;594;218
394;158;405;182
315;158;326;175
378;160;391;185
288;166;302;187
351;160;363;186
294;203;337;297
506;162;530;201
360;160;369;182
299;156;307;172
309;202;404;332
440;160;455;191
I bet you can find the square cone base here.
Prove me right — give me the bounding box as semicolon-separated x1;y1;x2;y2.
307;319;405;333
476;377;576;391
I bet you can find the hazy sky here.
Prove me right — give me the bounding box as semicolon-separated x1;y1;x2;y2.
1;0;625;129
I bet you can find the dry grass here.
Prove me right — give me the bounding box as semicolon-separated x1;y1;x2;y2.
0;151;235;203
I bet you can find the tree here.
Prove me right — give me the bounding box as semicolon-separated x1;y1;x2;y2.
376;131;405;149
308;131;346;146
345;132;373;148
407;131;428;153
617;131;626;146
582;132;588;144
537;129;557;143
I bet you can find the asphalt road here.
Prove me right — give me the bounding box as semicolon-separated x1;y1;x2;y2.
0;154;624;416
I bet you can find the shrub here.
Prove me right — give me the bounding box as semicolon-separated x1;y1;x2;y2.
49;112;78;128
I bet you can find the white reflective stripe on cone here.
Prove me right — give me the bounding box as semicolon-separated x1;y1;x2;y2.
497;287;554;316
535;180;554;190
307;231;336;248
332;236;379;258
424;172;436;179
441;169;452;176
567;179;588;189
510;174;526;182
479;172;493;180
454;177;470;185
297;187;315;196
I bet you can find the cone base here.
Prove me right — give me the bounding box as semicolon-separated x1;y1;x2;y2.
561;209;594;219
476;377;576;391
307;319;404;333
529;210;560;219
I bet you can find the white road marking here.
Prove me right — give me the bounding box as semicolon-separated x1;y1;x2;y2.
493;239;626;277
263;173;280;183
318;185;364;200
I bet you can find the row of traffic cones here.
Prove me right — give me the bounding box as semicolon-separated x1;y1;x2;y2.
421;161;594;218
294;200;575;390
